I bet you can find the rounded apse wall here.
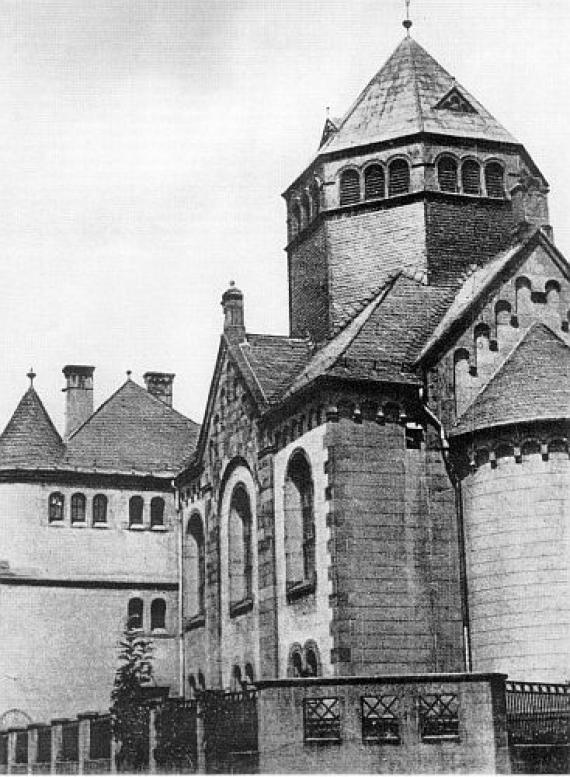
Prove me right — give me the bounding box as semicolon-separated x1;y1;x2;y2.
461;448;569;683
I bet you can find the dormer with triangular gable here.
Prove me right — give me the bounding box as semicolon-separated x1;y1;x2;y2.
284;35;550;344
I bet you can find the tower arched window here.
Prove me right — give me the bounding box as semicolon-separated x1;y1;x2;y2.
461;159;481;195
388;159;410;196
127;597;143;630
339;169;360;206
71;493;86;524
364;164;385;200
48;492;64;523
150;598;166;631
187;513;206;616
92;494;108;524
437;156;458;192
150;497;165;528
310;181;320;217
228;484;252;608
284;451;315;590
485;162;505;198
129;496;144;527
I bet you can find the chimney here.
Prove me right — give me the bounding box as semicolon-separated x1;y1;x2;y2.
62;365;95;438
143;372;175;407
221;281;245;340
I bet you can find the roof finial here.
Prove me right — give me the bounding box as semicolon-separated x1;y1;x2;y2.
126;370;132;379
27;367;36;386
403;0;412;35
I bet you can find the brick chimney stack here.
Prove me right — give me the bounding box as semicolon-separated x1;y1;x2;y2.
62;365;95;439
143;372;175;407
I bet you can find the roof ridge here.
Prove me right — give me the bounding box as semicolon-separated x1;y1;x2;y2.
453;321;568;429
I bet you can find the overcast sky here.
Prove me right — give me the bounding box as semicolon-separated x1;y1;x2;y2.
0;0;568;432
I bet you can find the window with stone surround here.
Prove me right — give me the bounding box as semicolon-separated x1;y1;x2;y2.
485;161;505;198
93;493;108;524
71;492;86;524
437;155;458;192
462;159;481;195
364;164;385;200
127;597;143;630
388;159;410;196
339;168;360;206
150;497;165;528
284;450;315;599
151;598;166;631
187;512;206;618
48;492;65;523
228;484;253;613
129;495;144;527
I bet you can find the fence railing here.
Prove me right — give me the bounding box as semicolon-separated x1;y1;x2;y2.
506;681;570;746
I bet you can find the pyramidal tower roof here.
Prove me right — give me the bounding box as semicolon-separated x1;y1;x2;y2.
0;386;64;468
321;36;517;154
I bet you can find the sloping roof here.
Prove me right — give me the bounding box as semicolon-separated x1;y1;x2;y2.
281;271;460;400
0;387;64;468
321;36;517;155
64;379;199;474
452;323;570;436
238;334;312;402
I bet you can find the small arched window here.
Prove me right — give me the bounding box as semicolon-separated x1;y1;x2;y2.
93;494;108;524
244;662;255;685
290;650;303;677
150;598;166;631
71;493;86;524
188;513;206;616
150;497;165;528
311;182;320;217
364;164;385;200
48;492;64;523
301;191;311;228
388;159;410;196
437;156;458;192
129;496;144;527
228;485;253;607
305;646;319;677
339;169;360;206
485;162;505;198
231;665;242;692
291;202;301;237
462;159;481;195
284;452;315;589
128;597;143;630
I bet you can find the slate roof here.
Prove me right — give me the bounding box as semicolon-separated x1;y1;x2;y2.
321;36;517;155
452;323;570;436
64;380;199;474
0;378;199;476
0;387;64;468
238;334;312;402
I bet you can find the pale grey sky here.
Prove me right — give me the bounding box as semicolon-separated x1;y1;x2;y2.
0;0;568;431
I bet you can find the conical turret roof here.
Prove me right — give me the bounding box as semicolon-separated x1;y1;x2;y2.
0;386;64;468
322;36;517;154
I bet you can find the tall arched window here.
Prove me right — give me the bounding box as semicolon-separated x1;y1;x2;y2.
150;598;166;631
388;159;410;196
437;156;458;192
461;159;481;195
92;494;108;524
339;169;360;206
48;492;64;523
150;497;165;528
188;513;206;616
284;452;315;589
128;597;143;630
301;191;311;228
228;485;252;607
129;496;144;527
485;162;504;198
364;164;385;200
71;493;86;524
310;181;320;218
291;202;301;237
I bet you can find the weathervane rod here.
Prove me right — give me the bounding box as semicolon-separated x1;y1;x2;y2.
403;0;412;36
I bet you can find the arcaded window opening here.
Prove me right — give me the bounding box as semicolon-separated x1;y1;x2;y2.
339;169;360;206
485;161;504;198
364;164;385;200
71;493;86;524
437;156;458;192
461;159;481;195
228;484;253;607
188;513;206;616
388;159;410;196
284;451;315;590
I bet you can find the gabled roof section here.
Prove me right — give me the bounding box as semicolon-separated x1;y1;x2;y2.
452;323;570;436
0;387;64;468
321;36;517;155
418;227;570;363
280;271;460;401
64;379;198;474
238;334;312;402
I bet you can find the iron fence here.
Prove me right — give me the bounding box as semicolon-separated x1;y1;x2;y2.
506;681;569;746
